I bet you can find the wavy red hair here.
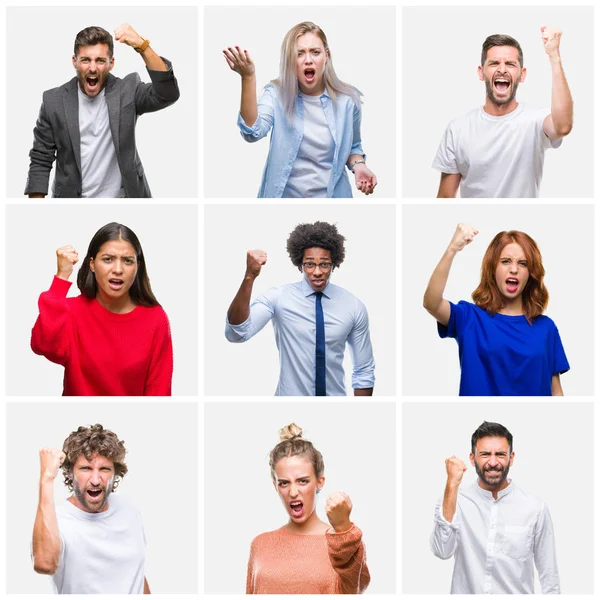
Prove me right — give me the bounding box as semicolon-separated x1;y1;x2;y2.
472;231;548;322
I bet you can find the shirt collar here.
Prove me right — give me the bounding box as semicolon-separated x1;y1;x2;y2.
300;276;332;299
297;86;331;100
474;479;515;501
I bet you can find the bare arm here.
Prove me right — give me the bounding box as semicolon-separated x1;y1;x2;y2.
224;47;258;127
114;24;168;72
144;577;151;594
436;173;461;198
541;27;573;140
32;449;65;575
354;387;373;396
442;456;467;522
423;224;478;326
551;374;564;396
227;250;266;325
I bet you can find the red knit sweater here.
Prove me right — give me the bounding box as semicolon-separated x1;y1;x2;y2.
31;276;173;396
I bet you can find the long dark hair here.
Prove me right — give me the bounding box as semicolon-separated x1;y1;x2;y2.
77;222;160;307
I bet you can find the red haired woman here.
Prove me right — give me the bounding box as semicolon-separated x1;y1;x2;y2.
423;224;569;396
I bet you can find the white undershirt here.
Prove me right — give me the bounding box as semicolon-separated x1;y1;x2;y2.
283;93;335;198
78;87;124;198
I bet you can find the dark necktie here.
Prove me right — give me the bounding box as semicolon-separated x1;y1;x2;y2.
315;292;326;396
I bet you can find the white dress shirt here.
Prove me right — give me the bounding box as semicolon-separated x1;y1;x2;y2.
430;481;560;594
225;277;375;396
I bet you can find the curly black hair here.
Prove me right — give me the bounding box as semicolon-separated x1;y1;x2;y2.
286;221;346;270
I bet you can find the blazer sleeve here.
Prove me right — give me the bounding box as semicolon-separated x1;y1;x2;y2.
326;524;370;594
31;277;74;365
25;95;57;195
134;58;180;115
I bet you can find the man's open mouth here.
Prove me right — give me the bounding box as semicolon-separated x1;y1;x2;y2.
87;489;103;499
290;500;304;517
493;77;510;92
86;76;99;89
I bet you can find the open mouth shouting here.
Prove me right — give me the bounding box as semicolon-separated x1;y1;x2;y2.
303;68;316;84
86;75;99;91
493;75;511;94
505;277;519;294
108;278;125;291
86;487;104;502
289;500;304;518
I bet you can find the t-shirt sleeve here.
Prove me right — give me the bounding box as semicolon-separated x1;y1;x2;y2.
437;300;470;339
537;108;563;151
551;322;570;375
432;122;460;174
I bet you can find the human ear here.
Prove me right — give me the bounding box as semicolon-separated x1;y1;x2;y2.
72;55;77;69
109;56;115;72
519;67;527;83
89;257;95;273
469;452;475;467
477;65;484;82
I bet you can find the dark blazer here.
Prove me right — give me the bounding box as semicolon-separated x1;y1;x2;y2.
25;59;180;198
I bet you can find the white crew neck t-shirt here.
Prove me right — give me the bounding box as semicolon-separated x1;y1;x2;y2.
78;87;124;198
52;494;146;594
432;104;561;198
283;93;335;198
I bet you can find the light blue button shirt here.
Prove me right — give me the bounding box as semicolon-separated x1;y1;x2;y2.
225;277;375;396
237;84;365;198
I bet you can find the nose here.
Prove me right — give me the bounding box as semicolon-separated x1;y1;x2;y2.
488;455;499;467
289;483;299;498
90;470;101;486
112;259;124;274
509;261;518;274
313;265;323;275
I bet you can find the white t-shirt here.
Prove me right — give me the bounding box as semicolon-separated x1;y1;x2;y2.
78;87;124;198
283;93;335;198
52;495;146;594
432;105;561;198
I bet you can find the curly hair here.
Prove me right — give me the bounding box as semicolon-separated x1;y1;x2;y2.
472;230;548;322
286;221;346;270
61;424;128;492
269;423;324;481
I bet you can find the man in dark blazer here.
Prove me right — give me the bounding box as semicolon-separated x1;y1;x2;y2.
25;24;180;198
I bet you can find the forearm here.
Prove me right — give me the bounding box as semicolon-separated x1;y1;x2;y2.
551;374;564;396
549;52;573;136
227;275;256;325
354;387;373;396
33;480;61;574
144;577;151;594
442;480;460;523
139;45;168;72
240;75;258;127
423;248;456;314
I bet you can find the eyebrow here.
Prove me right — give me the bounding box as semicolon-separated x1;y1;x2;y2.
101;253;135;258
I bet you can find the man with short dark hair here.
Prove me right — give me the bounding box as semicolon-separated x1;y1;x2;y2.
430;421;560;594
225;221;375;396
25;24;179;198
32;424;149;594
433;28;573;198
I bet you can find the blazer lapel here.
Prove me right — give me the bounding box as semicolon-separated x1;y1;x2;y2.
63;78;81;175
105;75;121;159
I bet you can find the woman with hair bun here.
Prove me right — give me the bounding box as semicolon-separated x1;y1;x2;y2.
31;222;173;396
423;224;569;396
224;21;377;198
246;423;369;594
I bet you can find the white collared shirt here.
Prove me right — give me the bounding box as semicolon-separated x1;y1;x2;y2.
430;481;560;594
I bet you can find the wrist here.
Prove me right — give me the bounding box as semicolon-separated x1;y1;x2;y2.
547;51;561;64
241;73;256;82
56;272;71;281
332;520;353;533
244;272;257;281
40;474;57;486
446;479;462;489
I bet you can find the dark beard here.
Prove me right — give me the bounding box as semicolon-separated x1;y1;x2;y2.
484;78;519;107
475;461;510;488
72;479;112;512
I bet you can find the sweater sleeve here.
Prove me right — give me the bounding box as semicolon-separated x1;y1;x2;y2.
144;308;173;396
246;540;256;594
31;277;74;365
326;524;370;594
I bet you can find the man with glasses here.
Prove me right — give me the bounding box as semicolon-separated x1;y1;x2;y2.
225;221;375;396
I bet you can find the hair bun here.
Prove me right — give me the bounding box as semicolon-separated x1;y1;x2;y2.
279;423;303;441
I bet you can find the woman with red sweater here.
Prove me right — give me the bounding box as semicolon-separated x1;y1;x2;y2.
31;222;173;396
246;423;369;594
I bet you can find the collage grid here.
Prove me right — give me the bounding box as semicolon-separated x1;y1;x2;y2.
0;0;598;598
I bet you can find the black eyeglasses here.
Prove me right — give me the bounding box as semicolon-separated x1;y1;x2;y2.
302;262;333;271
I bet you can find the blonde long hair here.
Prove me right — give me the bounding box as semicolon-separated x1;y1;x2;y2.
272;22;362;120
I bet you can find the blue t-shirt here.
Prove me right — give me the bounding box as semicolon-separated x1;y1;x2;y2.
437;301;569;396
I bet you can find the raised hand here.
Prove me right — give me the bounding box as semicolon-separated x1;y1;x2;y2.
354;164;378;196
56;246;79;281
246;249;267;278
114;23;145;50
541;26;562;56
447;223;478;253
223;46;256;79
325;491;353;532
39;448;66;483
445;455;468;486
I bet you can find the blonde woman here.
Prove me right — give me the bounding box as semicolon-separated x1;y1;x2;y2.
224;22;377;198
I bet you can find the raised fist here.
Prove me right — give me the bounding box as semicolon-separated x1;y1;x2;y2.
325;491;353;532
447;223;478;253
445;455;467;486
223;46;256;79
39;448;66;482
541;26;562;56
56;245;79;280
114;23;144;50
246;249;267;278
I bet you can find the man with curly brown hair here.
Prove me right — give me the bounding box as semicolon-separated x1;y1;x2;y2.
225;221;375;396
32;424;149;594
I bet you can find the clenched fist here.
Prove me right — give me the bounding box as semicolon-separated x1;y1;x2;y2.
447;223;478;254
541;26;562;56
246;249;267;278
56;246;79;281
445;455;467;486
39;448;66;483
114;23;145;50
325;491;353;532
